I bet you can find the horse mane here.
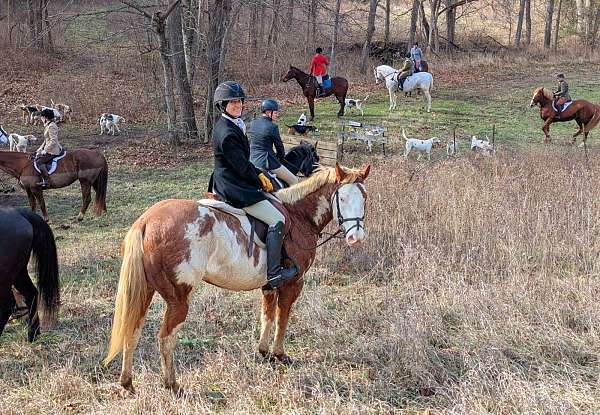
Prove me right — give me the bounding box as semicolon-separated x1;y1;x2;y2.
534;87;553;100
275;166;363;204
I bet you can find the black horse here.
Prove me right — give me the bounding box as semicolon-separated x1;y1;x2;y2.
282;140;320;177
0;207;60;341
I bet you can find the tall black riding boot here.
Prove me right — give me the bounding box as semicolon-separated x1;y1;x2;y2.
266;222;298;289
37;163;49;188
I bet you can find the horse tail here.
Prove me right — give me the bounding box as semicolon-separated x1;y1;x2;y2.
104;222;149;366
92;158;108;216
20;209;60;322
585;106;600;133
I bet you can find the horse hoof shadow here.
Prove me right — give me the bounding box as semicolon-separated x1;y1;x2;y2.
256;350;295;367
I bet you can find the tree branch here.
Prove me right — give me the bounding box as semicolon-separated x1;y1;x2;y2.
120;0;153;19
437;0;480;17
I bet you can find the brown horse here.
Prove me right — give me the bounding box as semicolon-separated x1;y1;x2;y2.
281;65;348;121
530;87;600;144
0;149;108;221
103;163;370;394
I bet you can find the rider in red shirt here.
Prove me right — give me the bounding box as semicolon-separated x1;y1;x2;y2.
309;47;329;96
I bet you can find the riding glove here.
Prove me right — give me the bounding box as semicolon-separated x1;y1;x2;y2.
258;173;273;193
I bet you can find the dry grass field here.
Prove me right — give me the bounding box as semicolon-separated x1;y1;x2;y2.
1;45;600;413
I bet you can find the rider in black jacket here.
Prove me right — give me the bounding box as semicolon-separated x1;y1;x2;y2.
211;82;298;289
249;99;298;187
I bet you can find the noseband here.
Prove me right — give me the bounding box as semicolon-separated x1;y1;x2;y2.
332;182;366;236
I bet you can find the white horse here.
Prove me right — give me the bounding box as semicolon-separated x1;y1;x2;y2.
374;65;433;112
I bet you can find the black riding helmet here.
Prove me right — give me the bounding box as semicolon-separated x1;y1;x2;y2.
261;99;279;113
40;108;54;121
316;47;323;54
214;81;246;113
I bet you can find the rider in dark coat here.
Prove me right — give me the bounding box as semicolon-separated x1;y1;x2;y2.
211;81;298;289
553;73;571;118
249;99;298;187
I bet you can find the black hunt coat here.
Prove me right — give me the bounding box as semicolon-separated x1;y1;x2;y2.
211;115;267;208
249;115;286;171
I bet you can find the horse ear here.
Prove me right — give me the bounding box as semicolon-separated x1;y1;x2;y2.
335;163;346;182
360;164;371;180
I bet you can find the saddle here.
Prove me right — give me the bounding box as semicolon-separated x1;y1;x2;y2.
315;75;332;97
199;193;291;256
33;150;67;175
552;97;573;113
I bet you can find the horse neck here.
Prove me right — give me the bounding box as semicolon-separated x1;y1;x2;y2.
284;182;337;234
292;69;309;89
0;152;29;178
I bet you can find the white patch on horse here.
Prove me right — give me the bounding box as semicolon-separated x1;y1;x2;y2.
175;206;267;291
313;195;330;227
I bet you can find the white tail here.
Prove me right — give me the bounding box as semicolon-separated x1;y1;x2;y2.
402;128;408;141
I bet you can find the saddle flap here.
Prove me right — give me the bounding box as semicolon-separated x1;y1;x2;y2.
33;150;67;175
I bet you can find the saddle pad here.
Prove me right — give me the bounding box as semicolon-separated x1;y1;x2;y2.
33;151;67;175
552;100;573;113
198;199;266;249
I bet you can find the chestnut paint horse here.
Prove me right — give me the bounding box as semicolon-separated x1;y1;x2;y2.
0;149;108;221
103;163;370;394
281;65;348;120
530;87;600;144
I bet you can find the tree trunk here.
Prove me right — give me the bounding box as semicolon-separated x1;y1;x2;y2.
265;0;281;57
155;15;179;145
446;0;456;50
420;1;430;46
311;0;317;47
514;0;526;48
384;0;390;46
181;0;198;86
168;3;198;140
428;0;440;53
330;0;342;75
553;0;562;50
286;0;294;28
408;0;420;53
36;0;43;48
576;0;584;34
43;0;52;50
248;3;258;55
27;0;38;47
590;7;600;49
544;0;554;49
525;0;532;47
204;0;231;143
360;0;377;75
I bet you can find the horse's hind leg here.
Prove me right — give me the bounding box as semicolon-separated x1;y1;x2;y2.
423;89;432;113
272;278;304;363
308;98;315;121
0;285;15;339
258;288;278;357
77;180;92;221
120;289;154;393
13;267;40;341
572;120;583;144
158;299;189;394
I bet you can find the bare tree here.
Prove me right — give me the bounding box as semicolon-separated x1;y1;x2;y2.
408;0;420;52
514;0;526;47
330;0;343;75
428;0;441;52
384;0;390;46
168;2;198;140
204;0;232;143
360;0;378;75
286;0;294;28
446;0;456;50
553;0;562;50
525;0;532;47
544;0;554;49
121;0;182;144
181;0;198;85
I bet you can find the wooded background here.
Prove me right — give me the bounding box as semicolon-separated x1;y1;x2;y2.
1;0;598;143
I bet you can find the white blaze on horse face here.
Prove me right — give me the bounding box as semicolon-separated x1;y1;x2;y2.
334;183;366;246
313;195;330;227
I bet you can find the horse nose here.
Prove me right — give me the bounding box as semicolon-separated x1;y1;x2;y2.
346;230;365;246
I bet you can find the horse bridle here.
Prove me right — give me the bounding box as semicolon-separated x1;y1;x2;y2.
332;182;366;237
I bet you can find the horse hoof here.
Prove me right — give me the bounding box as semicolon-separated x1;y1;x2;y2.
258;349;270;359
273;353;293;365
167;383;184;397
120;378;135;394
76;214;84;222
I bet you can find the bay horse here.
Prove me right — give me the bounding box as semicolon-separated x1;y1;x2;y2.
529;87;600;144
374;64;433;112
0;207;59;342
0;149;108;221
103;163;370;394
281;65;348;121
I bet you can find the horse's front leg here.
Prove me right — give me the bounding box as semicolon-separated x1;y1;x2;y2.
424;89;432;113
387;85;394;111
272;278;304;363
258;288;278;357
308;97;315;121
542;118;553;144
25;188;37;212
